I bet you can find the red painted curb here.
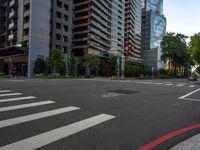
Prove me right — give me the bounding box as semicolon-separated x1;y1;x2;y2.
137;124;200;150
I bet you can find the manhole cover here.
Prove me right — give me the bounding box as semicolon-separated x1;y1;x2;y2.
107;89;140;95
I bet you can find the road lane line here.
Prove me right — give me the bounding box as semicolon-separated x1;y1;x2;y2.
0;114;115;150
179;88;200;99
0;106;80;128
0;96;36;103
0;90;11;93
0;93;22;97
0;101;55;112
180;98;200;102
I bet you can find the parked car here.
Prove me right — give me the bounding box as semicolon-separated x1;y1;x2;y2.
188;74;198;81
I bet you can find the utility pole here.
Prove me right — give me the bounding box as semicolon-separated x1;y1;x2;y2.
121;55;125;79
65;53;69;77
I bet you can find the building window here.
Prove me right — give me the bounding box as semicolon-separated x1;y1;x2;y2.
56;34;61;40
63;25;68;32
56;45;61;49
63;47;67;53
57;1;62;8
56;12;62;19
64;15;68;21
64;4;69;11
63;36;68;42
56;23;61;30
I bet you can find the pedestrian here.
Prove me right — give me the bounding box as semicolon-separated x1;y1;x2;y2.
12;68;17;79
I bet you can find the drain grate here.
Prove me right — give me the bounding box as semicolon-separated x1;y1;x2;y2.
107;89;140;95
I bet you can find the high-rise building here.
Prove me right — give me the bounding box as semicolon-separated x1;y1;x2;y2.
0;0;73;77
72;0;125;75
141;0;166;69
124;0;142;61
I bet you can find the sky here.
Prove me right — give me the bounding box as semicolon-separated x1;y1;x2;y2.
164;0;200;38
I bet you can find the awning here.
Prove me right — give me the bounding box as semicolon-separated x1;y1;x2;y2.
0;46;28;57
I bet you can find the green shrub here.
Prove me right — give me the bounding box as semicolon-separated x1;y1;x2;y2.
0;72;5;76
34;58;47;74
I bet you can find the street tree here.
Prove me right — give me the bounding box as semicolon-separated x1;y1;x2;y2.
161;32;189;75
33;58;47;74
88;54;101;76
189;33;200;65
50;48;65;74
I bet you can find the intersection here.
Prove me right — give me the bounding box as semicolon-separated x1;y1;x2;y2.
0;78;200;150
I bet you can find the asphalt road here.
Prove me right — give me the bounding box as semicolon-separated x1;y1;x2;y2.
0;78;200;150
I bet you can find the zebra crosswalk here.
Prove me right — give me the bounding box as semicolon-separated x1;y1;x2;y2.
0;89;115;150
85;79;198;88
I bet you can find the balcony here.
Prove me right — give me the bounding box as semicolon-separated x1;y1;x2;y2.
9;0;15;7
8;34;14;41
24;0;30;5
24;10;30;17
23;22;29;29
9;11;14;19
8;22;14;30
23;35;29;41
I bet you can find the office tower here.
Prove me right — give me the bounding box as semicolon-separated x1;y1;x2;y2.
0;0;72;77
124;0;142;61
141;0;166;69
72;0;125;75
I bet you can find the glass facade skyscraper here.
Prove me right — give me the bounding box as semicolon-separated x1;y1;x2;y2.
142;0;166;50
141;0;166;69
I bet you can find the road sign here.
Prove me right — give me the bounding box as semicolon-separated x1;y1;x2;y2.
116;57;120;65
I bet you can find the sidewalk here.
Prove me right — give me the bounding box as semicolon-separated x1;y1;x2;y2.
171;134;200;150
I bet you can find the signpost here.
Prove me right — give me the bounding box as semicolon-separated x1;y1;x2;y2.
116;56;120;78
121;55;125;79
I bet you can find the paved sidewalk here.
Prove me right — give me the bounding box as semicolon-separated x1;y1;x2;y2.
171;134;200;150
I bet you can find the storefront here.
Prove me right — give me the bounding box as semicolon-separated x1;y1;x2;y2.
0;46;28;76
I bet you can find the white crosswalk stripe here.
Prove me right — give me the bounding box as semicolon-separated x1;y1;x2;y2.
0;89;116;149
0;96;36;103
0;101;55;112
0;114;115;150
0;93;22;97
0;90;11;93
0;106;80;128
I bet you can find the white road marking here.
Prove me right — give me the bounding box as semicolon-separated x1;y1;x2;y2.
0;106;80;128
101;92;124;98
189;85;195;88
180;97;200;102
155;83;163;85
165;83;173;86
177;84;185;87
0;96;36;103
0;101;55;112
0;114;115;150
8;80;25;82
135;81;153;84
0;93;22;97
0;90;11;93
179;88;200;99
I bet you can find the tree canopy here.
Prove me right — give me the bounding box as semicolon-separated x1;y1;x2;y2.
189;33;200;65
49;48;65;74
161;32;190;75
